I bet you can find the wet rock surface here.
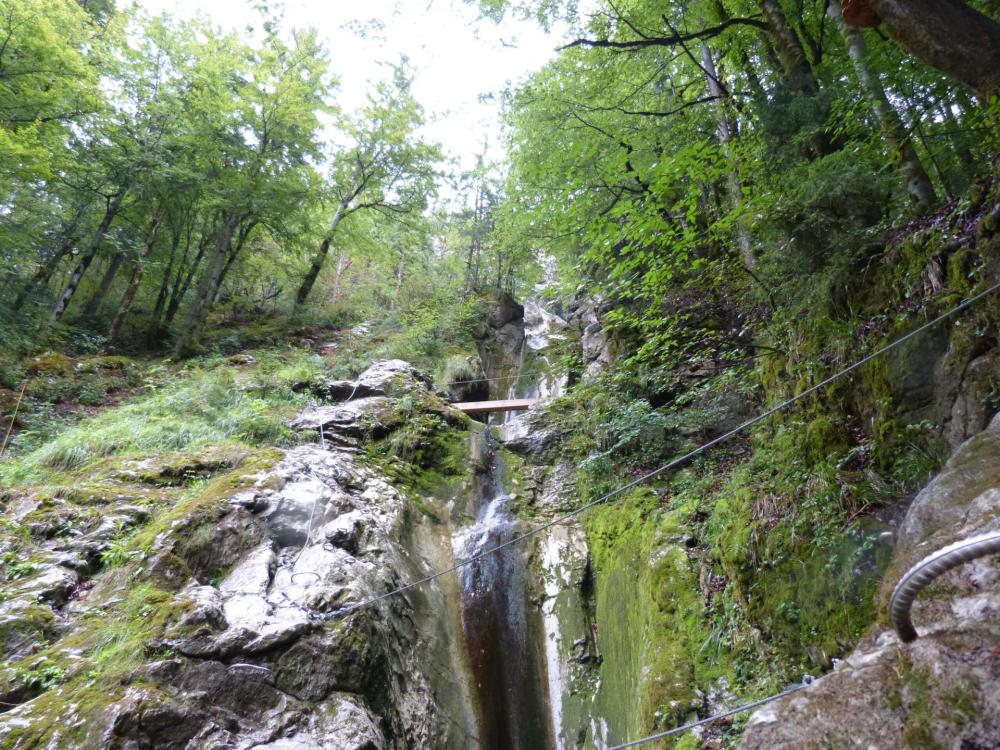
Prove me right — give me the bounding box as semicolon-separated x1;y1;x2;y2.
0;362;477;749
741;412;1000;749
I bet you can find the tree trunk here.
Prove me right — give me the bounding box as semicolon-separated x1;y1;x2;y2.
829;1;937;209
51;189;126;321
172;214;238;357
702;45;756;269
295;197;351;308
865;0;1000;102
164;233;208;326
211;221;255;305
106;214;163;346
81;252;125;319
329;251;352;304
13;207;89;311
759;0;820;96
151;225;184;325
14;240;74;311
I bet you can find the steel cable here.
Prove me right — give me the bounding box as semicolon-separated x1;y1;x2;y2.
607;677;814;749
309;280;1000;621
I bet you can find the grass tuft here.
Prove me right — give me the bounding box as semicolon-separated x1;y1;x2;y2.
1;363;311;483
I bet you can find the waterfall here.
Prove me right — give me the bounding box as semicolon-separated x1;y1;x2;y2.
452;284;571;748
453;427;553;749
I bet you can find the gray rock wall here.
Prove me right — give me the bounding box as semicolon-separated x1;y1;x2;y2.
741;413;1000;749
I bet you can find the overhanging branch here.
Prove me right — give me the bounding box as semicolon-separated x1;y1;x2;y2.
559;16;768;52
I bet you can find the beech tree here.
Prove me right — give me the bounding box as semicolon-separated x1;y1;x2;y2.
865;0;1000;101
294;66;440;309
172;28;332;356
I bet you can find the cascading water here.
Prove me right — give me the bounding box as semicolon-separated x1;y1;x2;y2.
453;283;569;748
453;426;553;750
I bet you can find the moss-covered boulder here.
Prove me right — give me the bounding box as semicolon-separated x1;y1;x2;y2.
741;413;1000;749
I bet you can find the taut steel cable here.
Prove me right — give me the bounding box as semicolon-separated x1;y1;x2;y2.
311;280;1000;621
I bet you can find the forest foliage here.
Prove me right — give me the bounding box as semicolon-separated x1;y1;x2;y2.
486;0;1000;390
0;0;490;360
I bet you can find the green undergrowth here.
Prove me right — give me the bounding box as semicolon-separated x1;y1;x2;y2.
563;390;947;745
539;183;1000;744
0;351;149;457
317;293;482;382
0;349;320;484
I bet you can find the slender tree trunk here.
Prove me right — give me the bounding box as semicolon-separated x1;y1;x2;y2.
759;0;820;96
211;222;255;305
52;189;126;321
13;207;88;311
106;214;163;346
329;251;352;304
865;0;1000;102
14;241;74;311
173;214;239;357
936;100;976;171
295;196;351;307
81;252;125;319
829;1;937;209
163;245;204;326
152;225;184;324
702;45;756;269
164;229;210;326
394;260;404;301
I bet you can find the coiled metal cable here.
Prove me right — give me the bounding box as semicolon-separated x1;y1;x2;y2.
890;529;1000;642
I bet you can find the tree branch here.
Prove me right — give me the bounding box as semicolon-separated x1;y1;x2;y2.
559;17;769;52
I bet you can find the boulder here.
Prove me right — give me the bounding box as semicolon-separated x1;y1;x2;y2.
741;412;1000;749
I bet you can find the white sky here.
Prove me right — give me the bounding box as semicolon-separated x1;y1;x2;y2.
135;0;567;178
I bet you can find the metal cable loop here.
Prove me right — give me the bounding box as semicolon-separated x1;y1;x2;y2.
890;529;1000;642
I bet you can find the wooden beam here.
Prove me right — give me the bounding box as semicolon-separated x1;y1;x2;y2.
453;398;541;414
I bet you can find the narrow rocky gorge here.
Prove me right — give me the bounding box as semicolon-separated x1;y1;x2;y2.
0;293;617;749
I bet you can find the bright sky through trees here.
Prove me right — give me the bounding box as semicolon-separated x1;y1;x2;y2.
137;0;563;172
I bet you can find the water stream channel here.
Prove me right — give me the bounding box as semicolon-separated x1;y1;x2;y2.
452;291;567;749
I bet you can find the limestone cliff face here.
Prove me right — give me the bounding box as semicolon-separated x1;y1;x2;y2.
0;361;479;749
741;412;1000;749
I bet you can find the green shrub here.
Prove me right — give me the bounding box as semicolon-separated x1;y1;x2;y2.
11;661;65;692
75;378;109;406
0;358;26;389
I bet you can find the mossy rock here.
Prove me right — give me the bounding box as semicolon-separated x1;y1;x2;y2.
113;447;251;487
588;491;713;741
25;352;74;376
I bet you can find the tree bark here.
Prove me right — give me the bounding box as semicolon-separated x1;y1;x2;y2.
81;252;125;319
14;240;74;311
51;189;127;321
829;1;937;209
151;225;184;325
866;0;1000;102
211;221;256;305
163;250;201;326
759;0;820;96
163;231;209;326
295;196;351;307
172;214;238;357
106;214;163;346
702;45;756;269
13;206;89;311
329;251;352;304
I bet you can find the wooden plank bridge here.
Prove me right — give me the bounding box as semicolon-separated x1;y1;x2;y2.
453;398;541;414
